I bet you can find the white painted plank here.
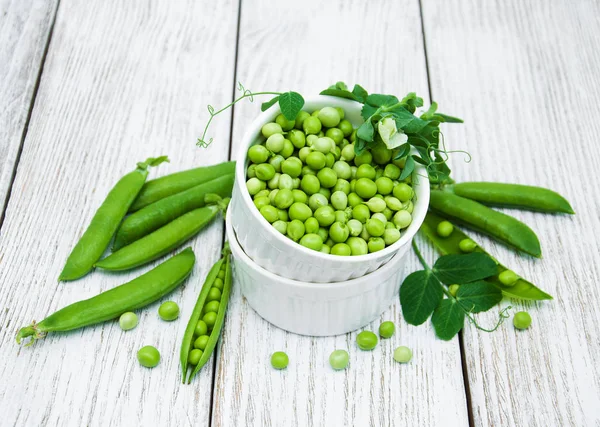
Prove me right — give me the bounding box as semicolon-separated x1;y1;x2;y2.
422;0;600;425
0;0;57;215
0;1;238;426
213;1;469;426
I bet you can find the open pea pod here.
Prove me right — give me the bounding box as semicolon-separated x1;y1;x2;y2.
421;212;552;301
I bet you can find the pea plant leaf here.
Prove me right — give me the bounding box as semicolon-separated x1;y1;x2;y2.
361;103;378;121
393;142;411;160
261;96;280;112
400;270;444;326
320;88;359;101
431;298;465;341
365;94;399;108
455;281;503;313
351;84;368;103
435;113;464;123
432;253;498;284
278;92;305;121
399;156;415;180
356;120;375;142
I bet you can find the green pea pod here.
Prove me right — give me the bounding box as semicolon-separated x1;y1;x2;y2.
96;198;229;271
113;174;235;250
58;156;169;281
130;161;236;212
421;212;552;300
17;248;195;345
429;190;542;258
181;243;232;383
450;182;574;214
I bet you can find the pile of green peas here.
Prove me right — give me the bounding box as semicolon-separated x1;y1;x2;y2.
188;263;227;366
246;106;416;256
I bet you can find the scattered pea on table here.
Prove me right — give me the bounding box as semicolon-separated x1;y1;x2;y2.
137;345;161;368
271;351;289;370
329;350;349;370
158;301;180;321
393;346;413;363
119;312;138;331
378;321;395;338
356;331;378;350
513;311;532;330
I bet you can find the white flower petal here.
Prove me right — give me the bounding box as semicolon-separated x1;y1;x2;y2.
385;131;408;150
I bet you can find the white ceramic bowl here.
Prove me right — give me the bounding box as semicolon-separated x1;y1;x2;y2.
226;210;410;336
231;95;429;283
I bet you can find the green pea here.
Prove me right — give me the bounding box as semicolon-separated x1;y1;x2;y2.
332;161;352;180
308;193;328;211
366;218;385;237
371;143;392;164
366;197;387;213
341;144;355;161
273;188;293;209
260;205;279;223
330;243;352;256
288;202;312;222
193;334;210;350
318;107;341;127
213;277;224;291
269;155;285;172
329;222;350;243
299;146;312;162
246;177;266;196
137;345;161;369
403;200;414;214
202;311;217;329
393;346;412;363
303;116;322;135
292;189;308;204
350;129;357;142
338;119;353;137
255;163;276;181
280;139;294;158
306;151;326;170
393;183;413;202
119;312;138;331
375;177;394;196
246;164;257;179
325;127;344;144
317;168;338;188
371;212;387;224
279;173;294;190
294;111;310;130
437;221;454;237
347;237;368;255
356;331;378;350
329;191;348;210
356;164;376;180
355;178;377;199
276;113;295;131
272;220;288;234
513;311;532;330
287;219;306;241
499;270;519;286
329;349;349;370
383;210;394;222
384;196;403;211
379;321;395;338
281;157;302;178
352;204;371;223
248;145;270;164
393;210;412;229
350;166;358;179
205;300;219;315
348;192;363;207
383;164;401;180
314;206;335;227
261;122;283;138
324;153;335;168
383;228;401;245
313;137;334;154
354;151;372;167
306;134;318;147
448;284;460;297
335;107;345;120
304;217;320;234
368;237;385;252
188;349;203;365
158;301;180;321
267;173;280;189
299;233;323;251
318;187;331;199
360;227;371;241
194;319;208;336
266;133;285;153
271;351;289;369
207;287;222;302
321;244;331;254
269;189;279;204
459;238;477;253
333;178;351;195
347;219;363;237
317;227;329;242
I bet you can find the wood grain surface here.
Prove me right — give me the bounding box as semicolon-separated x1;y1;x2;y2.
0;0;238;426
422;0;600;425
0;0;58;218
211;1;469;426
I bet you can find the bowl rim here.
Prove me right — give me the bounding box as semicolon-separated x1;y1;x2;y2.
234;94;430;264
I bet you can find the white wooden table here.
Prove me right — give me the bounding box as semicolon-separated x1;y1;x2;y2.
1;1;599;426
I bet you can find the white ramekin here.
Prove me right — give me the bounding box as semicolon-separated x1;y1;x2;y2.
226;210;410;336
231;95;429;283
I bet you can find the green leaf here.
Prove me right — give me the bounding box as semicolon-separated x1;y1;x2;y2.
334;81;348;90
431;298;465;340
352;84;368;103
420;102;438;120
366;94;399;108
355;138;367;155
278;92;304;120
361;103;378;120
432;253;499;284
435;113;463;123
399;156;415;180
400;270;443;326
393;143;411;160
456;281;503;313
320;88;358;101
261;96;280;112
357;120;375;142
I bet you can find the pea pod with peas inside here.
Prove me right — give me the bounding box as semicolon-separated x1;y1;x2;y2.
95;195;229;271
180;243;232;383
129;161;236;212
113;173;235;250
449;182;574;214
58;156;169;281
17;248;195;345
421;212;552;300
429;190;542;258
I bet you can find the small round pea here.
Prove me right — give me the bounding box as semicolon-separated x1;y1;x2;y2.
246;177;266;196
513;311;532;330
188;349;203;365
347;237;368;255
292;189;308;203
499;270;519;286
449;284;460;297
341;144;355;161
348;192;363;207
332;160;352;180
329;222;350;243
299;146;312;162
356;331;378;350
384;196;403;211
137;345;160;368
270;351;289;370
289;202;312;221
261;122;283;138
194;320;208;336
393;210;412;229
393;183;413;202
269;189;279;204
260;205;279;223
437;221;454;237
366;218;385;237
308;193;328;211
253;195;271;210
194;334;210;350
306;151;327;170
393;346;412;363
207;287;222;302
204;300;220;314
326;127;344;144
383;228;401;246
355;178;377;199
300;233;323;251
318;187;331;199
373;177;392;196
276;113;295;131
295;111;310;129
301;174;321;196
360;227;371;241
325;153;335;168
287;219;306;241
314;206;336;227
213;277;224;291
303;116;322;135
119;312;138;331
459;238;477;253
379;321;395;338
318;107;341;127
266;133;285;153
329;349;349;370
347;219;363;236
267;173;280;190
321;244;331;254
280;157;302;178
246;164;257;179
304;217;320;234
338;119;353;136
202;312;217;330
368;237;385;253
354;151;372;166
278;174;294;190
272;220;287;234
331;191;348;210
255;163;276;181
366;197;387;213
356;164;376;180
280;139;294;158
312;137;334;154
384;163;401;180
269;155;285;172
352;204;371;223
317;227;329;242
331;243;352;256
248;144;270;164
371;143;392;164
158;301;180;321
317;168;337;188
274;188;294;209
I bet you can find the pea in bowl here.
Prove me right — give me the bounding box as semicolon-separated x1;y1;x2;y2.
230;95;429;283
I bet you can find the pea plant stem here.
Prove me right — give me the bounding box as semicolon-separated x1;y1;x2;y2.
411;239;453;299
